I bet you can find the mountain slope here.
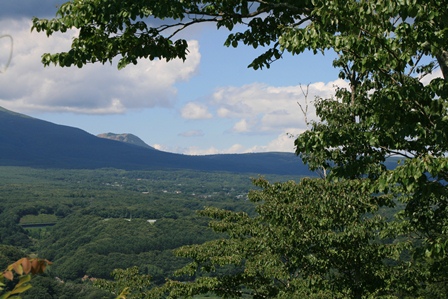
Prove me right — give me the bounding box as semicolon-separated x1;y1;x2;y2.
0;107;313;176
97;132;155;150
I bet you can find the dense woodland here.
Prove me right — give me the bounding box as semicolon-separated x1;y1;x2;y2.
2;0;447;297
0;166;299;298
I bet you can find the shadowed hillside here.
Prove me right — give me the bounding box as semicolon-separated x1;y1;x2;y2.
0;107;314;176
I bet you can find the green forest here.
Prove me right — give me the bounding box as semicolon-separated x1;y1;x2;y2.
2;0;448;298
0;167;298;298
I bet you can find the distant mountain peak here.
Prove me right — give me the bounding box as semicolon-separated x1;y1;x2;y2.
0;106;312;175
97;133;155;150
0;106;34;119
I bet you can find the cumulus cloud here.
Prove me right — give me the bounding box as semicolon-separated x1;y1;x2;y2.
178;130;205;137
212;80;348;133
182;146;220;155
157;127;301;155
232;119;250;133
161;80;348;155
0;19;201;114
420;68;443;86
180;102;212;119
179;144;246;155
152;143;219;155
245;128;303;153
151;141;240;155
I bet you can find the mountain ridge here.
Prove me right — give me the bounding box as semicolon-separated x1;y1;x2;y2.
0;106;314;176
97;132;155;150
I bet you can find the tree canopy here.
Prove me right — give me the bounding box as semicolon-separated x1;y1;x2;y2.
149;178;402;298
32;0;317;69
32;0;448;298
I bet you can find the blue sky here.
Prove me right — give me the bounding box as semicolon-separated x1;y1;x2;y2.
0;1;346;155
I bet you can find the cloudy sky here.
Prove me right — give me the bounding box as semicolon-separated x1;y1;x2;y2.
0;0;347;155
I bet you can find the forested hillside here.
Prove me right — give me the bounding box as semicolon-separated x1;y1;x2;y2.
3;0;446;297
0;167;301;298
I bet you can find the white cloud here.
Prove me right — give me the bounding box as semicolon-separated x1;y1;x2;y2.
180;102;212;119
246;128;303;153
180;144;246;155
232;119;250;132
152;144;166;151
0;19;201;114
182;146;220;155
211;80;348;133
178;130;205;137
158;80;347;155
157;127;302;155
420;68;443;86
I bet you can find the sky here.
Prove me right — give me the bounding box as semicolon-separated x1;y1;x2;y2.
0;0;348;155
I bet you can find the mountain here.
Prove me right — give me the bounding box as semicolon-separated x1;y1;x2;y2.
97;132;155;150
0;106;314;176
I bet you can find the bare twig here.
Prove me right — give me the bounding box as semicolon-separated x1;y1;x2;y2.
297;83;310;127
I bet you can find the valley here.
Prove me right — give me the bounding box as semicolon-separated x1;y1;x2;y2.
0;166;304;298
0;105;312;298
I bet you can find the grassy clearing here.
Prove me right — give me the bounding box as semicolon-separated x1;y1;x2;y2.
20;214;58;225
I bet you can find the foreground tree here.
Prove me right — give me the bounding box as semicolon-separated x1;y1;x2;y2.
292;1;448;295
93;267;152;299
0;258;51;299
32;0;316;70
33;0;448;297
150;177;406;298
